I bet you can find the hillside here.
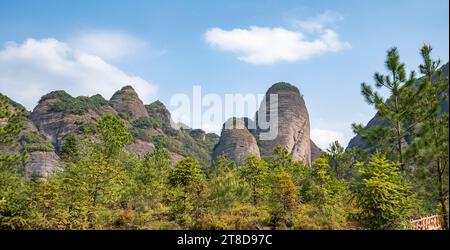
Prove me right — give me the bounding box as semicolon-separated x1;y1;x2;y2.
1;86;219;177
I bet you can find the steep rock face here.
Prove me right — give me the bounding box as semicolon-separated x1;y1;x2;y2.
256;82;311;165
0;94;61;178
126;139;155;157
26;151;61;178
212;118;260;164
30;92;115;152
310;139;323;161
20;119;62;178
110;86;149;120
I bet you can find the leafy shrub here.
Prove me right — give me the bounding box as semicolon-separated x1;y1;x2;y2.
132;117;161;129
21;132;54;152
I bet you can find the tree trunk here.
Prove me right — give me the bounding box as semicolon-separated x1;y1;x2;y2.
439;196;448;230
394;94;403;170
438;161;449;230
252;185;257;206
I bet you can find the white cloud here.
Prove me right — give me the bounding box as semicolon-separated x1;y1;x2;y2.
293;10;343;33
205;12;350;64
0;38;158;110
310;128;344;150
68;30;147;62
200;122;222;136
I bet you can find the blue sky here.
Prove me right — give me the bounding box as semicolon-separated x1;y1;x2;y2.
0;0;448;149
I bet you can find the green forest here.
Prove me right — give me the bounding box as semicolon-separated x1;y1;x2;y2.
0;45;448;230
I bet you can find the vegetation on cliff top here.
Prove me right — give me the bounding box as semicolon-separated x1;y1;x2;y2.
40;91;110;115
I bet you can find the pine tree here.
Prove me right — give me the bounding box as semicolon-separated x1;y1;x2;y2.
212;154;237;175
123;146;173;214
168;157;208;228
239;154;268;206
269;146;308;189
269;168;298;229
353;48;416;169
141;146;172;202
269;146;294;171
304;155;354;229
311;156;332;207
407;45;449;229
354;153;416;229
0;95;27;169
0;96;32;229
0;167;32;229
31;175;72;229
61;133;79;163
96;113;132;159
326;141;345;179
52;114;131;228
208;155;248;212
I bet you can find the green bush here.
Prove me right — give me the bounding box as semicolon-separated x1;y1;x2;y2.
21;132;54;152
132;117;161;129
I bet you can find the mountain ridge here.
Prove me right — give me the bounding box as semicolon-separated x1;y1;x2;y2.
1;82;324;177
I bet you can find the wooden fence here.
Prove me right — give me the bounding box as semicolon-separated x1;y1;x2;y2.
410;215;443;230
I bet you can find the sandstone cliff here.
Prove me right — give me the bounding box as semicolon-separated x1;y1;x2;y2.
212;82;318;166
110;86;149;120
29;90;115;153
257;82;312;165
212;118;260;164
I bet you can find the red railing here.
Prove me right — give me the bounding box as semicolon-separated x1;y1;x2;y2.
411;215;443;230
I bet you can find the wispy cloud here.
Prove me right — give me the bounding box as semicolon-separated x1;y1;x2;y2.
205;11;350;64
0;38;157;110
68;30;148;62
293;10;343;33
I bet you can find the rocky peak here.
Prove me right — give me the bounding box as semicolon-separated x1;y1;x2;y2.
110;85;149;120
211;82;316;166
145;100;173;127
30;91;115;153
266;82;302;96
212;117;260;164
256;82;311;165
38;90;71;103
